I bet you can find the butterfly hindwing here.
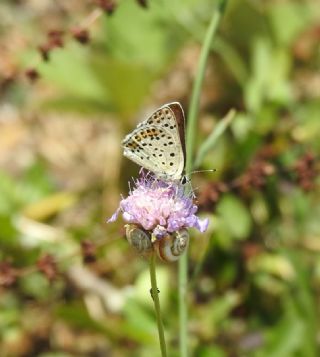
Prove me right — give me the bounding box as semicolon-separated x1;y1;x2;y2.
166;102;186;172
122;102;186;181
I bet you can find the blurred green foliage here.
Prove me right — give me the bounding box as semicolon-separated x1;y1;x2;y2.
0;0;319;356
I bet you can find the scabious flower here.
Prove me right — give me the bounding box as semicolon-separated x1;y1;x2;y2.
108;171;209;239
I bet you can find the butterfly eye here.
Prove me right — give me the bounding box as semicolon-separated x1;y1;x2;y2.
181;176;188;185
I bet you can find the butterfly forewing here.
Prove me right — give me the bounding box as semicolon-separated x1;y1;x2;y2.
122;102;186;181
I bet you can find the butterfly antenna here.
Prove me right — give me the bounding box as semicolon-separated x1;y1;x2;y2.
190;169;216;175
184;169;216;181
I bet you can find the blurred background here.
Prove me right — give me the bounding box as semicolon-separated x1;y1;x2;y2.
0;0;319;356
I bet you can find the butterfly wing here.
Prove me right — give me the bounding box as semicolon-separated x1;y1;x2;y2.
122;102;186;180
122;127;165;176
165;102;186;170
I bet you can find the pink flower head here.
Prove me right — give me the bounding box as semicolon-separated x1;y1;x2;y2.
108;171;209;239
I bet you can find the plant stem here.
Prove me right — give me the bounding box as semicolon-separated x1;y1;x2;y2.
185;0;228;174
149;253;167;357
179;1;228;356
178;252;188;357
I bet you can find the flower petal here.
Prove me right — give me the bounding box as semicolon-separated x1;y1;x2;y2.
107;171;209;236
194;217;209;232
107;208;121;223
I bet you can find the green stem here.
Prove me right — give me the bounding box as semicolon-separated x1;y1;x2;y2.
149;253;167;357
178;252;188;357
185;1;228;174
179;1;228;356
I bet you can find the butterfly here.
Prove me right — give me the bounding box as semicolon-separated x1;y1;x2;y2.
122;102;186;182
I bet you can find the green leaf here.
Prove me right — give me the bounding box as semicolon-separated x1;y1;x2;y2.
268;2;311;46
90;57;155;117
56;303;113;337
0;164;54;216
102;0;182;69
39;43;106;101
249;253;295;281
231;113;253;142
0;215;18;248
20;272;51;300
217;194;252;240
245;38;292;113
122;298;157;344
197;346;226;357
0;171;22;214
195;109;236;168
208;291;241;324
258;306;305;357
